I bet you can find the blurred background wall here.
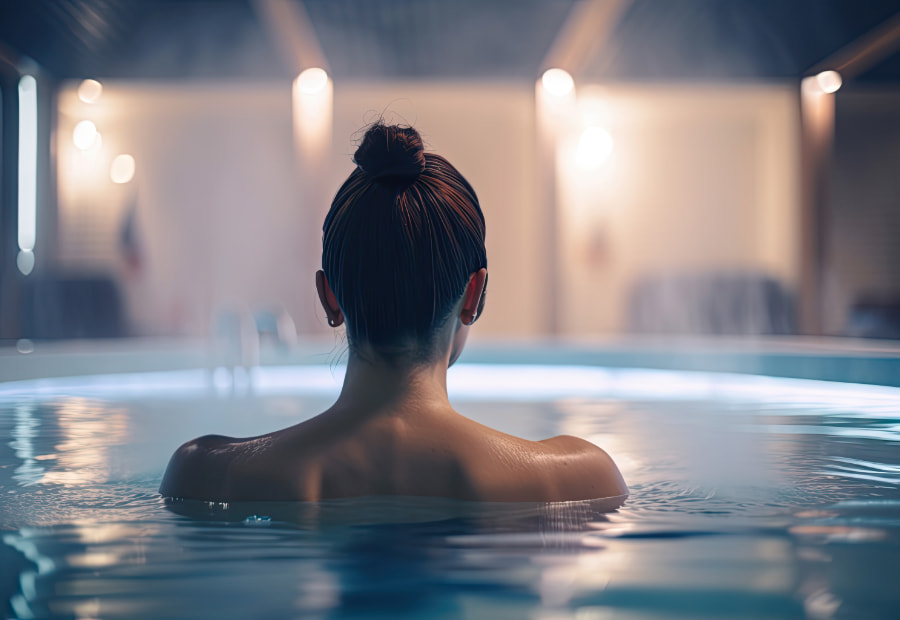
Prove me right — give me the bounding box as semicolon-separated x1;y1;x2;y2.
827;89;900;336
555;84;799;335
52;80;802;338
1;0;899;343
54;81;543;338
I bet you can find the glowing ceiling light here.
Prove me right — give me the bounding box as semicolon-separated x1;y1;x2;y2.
541;68;574;97
296;68;329;95
816;70;842;94
77;79;103;103
575;126;614;169
109;154;136;184
73;120;100;151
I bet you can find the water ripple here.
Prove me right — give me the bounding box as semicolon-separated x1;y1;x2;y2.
823;456;900;487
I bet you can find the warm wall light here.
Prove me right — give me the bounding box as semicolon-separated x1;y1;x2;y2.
77;79;103;103
293;68;333;155
802;70;843;96
541;68;575;97
801;76;819;96
295;67;329;95
576;126;614;169
73;120;100;151
110;154;136;184
816;70;842;94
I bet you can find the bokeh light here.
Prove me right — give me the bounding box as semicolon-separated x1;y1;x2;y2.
576;126;614;169
296;68;329;95
16;249;34;276
816;70;842;94
77;79;103;103
110;154;136;184
73;120;100;151
541;68;574;97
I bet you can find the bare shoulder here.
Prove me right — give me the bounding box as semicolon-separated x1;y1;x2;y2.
456;420;628;502
541;434;612;458
159;434;236;499
538;434;629;501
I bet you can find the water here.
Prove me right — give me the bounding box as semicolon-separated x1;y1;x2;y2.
1;365;899;619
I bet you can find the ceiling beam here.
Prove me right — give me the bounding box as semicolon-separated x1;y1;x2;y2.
540;0;632;76
251;0;329;76
808;9;900;79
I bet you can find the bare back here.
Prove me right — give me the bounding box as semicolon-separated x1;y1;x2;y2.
159;404;628;503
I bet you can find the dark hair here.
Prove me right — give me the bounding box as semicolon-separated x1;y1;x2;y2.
322;123;487;361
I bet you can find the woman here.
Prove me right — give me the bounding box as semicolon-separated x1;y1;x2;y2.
160;123;627;503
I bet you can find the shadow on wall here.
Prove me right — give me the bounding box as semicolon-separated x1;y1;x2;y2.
20;274;126;339
17;270;900;341
846;294;900;340
627;271;796;336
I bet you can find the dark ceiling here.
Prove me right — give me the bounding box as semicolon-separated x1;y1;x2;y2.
1;0;900;83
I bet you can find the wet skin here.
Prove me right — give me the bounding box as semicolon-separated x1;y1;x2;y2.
160;269;628;503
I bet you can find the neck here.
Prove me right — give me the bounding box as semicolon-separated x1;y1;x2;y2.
332;346;452;417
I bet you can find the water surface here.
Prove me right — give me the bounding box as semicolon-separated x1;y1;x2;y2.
2;365;899;619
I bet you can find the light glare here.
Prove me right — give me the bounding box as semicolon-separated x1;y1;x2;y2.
2;364;898;408
73;120;100;151
802;71;843;96
17;250;35;276
801;76;819;96
18;75;37;254
296;68;329;95
576;126;614;169
816;70;842;94
541;68;574;97
110;154;136;184
77;79;103;103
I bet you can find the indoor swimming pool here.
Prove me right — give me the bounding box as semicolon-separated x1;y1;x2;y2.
1;349;899;619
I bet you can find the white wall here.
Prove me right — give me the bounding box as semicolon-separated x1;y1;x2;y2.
56;81;542;337
330;83;542;338
555;84;800;333
55;80;800;339
58;83;299;336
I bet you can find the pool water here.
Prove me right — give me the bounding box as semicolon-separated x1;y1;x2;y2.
1;365;899;619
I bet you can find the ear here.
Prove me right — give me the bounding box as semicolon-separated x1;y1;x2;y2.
459;268;487;326
315;270;344;327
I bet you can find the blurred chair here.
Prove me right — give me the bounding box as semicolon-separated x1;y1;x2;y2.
20;274;126;339
211;307;259;368
208;306;259;395
845;294;900;339
253;307;297;350
627;271;795;336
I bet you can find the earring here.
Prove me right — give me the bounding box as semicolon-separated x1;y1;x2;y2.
327;318;335;327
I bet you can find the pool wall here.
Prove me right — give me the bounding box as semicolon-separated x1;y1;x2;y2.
2;336;899;387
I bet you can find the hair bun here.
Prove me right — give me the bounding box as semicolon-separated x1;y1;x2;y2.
354;123;426;181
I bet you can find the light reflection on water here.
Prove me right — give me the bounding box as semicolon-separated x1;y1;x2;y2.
10;403;43;486
1;367;899;619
